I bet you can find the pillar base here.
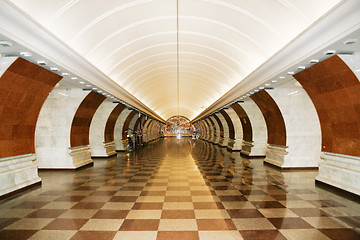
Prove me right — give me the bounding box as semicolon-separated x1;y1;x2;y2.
219;137;229;147
91;141;116;157
227;138;235;150
241;140;266;157
232;138;242;151
264;144;289;168
315;152;360;196
0;154;41;197
69;145;93;169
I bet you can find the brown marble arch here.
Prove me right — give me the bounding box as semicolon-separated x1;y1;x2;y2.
0;58;62;158
207;117;216;138
250;90;286;146
219;110;235;139
203;119;211;138
122;110;138;139
70;91;106;147
104;103;126;142
211;114;224;137
230;103;253;142
294;55;360;157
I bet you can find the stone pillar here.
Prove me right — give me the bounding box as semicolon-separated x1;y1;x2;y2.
114;109;132;151
209;116;220;144
215;113;229;147
224;108;243;151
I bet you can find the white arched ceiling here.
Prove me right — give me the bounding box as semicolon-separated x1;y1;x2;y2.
9;0;342;120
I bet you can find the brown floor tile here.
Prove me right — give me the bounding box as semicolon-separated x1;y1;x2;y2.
191;191;213;196
290;208;328;217
167;186;190;191
92;210;129;219
164;196;192;202
121;186;144;191
119;219;159;231
40;190;69;195
109;196;138;202
337;216;360;228
319;228;360;240
90;191;117;196
0;218;19;229
0;230;37;240
132;202;163;210
218;195;247;202
43;219;88;230
240;190;267;195
12;201;48;209
157;231;199;240
73;186;99;191
213;186;237;190
309;200;345;208
55;196;87;202
197;219;236;230
271;194;301;201
251;201;285;209
227;209;264;218
193;202;224;209
71;202;105;209
25;209;66;218
240;230;287;240
140;191;166;196
268;217;314;229
161;210;196;219
146;183;168;186
70;230;116;240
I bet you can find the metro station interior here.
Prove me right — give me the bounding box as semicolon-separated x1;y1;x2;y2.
1;0;360;239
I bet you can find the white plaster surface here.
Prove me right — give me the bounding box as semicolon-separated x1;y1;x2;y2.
35;88;91;169
0;56;17;77
89;100;117;157
0;154;41;196
265;82;321;168
114;109;132;151
237;100;267;156
225;108;243;150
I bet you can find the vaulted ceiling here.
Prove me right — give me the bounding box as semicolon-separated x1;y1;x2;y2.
8;0;342;120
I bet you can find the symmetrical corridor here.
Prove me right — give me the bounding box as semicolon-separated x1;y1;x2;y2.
1;138;359;240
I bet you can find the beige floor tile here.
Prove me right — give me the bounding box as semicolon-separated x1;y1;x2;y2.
189;186;211;191
5;218;54;230
167;182;189;186
303;217;351;228
199;230;243;240
280;229;331;240
28;230;76;240
143;186;167;191
195;209;230;219
215;190;242;196
0;209;36;218
245;195;276;201
64;191;93;196
279;200;316;208
136;196;165;202
259;208;298;218
115;191;141;196
80;219;124;231
158;219;198;231
58;209;97;218
126;210;162;219
163;202;194;210
81;196;112;202
165;191;191;196
41;202;77;209
101;202;134;210
232;218;276;230
114;231;158;240
222;202;255;209
192;196;220;202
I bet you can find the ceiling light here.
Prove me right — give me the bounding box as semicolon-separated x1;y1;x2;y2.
324;50;336;55
50;67;60;71
343;38;358;44
287;72;294;75
259;86;264;89
310;59;319;64
0;40;13;47
61;72;69;76
271;80;277;83
278;76;285;79
298;66;306;69
246;94;250;96
37;60;46;65
92;87;97;90
20;51;32;57
254;89;259;92
71;77;78;80
98;90;102;93
250;92;254;94
355;69;360;72
86;84;91;87
265;83;271;86
79;81;85;84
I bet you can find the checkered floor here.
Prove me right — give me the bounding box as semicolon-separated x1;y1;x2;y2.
1;138;360;240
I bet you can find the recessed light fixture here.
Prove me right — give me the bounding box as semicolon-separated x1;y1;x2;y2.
259;86;265;89
79;81;85;84
287;72;294;75
355;69;360;72
71;77;78;80
279;76;285;79
20;51;32;57
343;38;358;45
92;87;98;90
37;60;46;65
50;67;60;71
0;40;13;47
271;80;277;83
310;59;319;64
265;83;271;86
254;89;259;92
98;90;103;93
86;84;91;87
61;72;70;76
298;66;306;69
324;50;336;55
246;94;250;96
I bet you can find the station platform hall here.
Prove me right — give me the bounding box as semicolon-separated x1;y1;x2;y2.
1;0;360;239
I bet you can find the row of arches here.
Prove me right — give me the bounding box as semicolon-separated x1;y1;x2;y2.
193;54;360;196
0;57;164;197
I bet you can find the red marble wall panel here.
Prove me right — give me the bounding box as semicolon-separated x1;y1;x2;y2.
219;110;235;139
230;103;253;142
104;103;126;142
122;110;138;139
70;91;106;147
0;58;62;158
250;90;286;146
211;114;224;137
294;55;360;156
